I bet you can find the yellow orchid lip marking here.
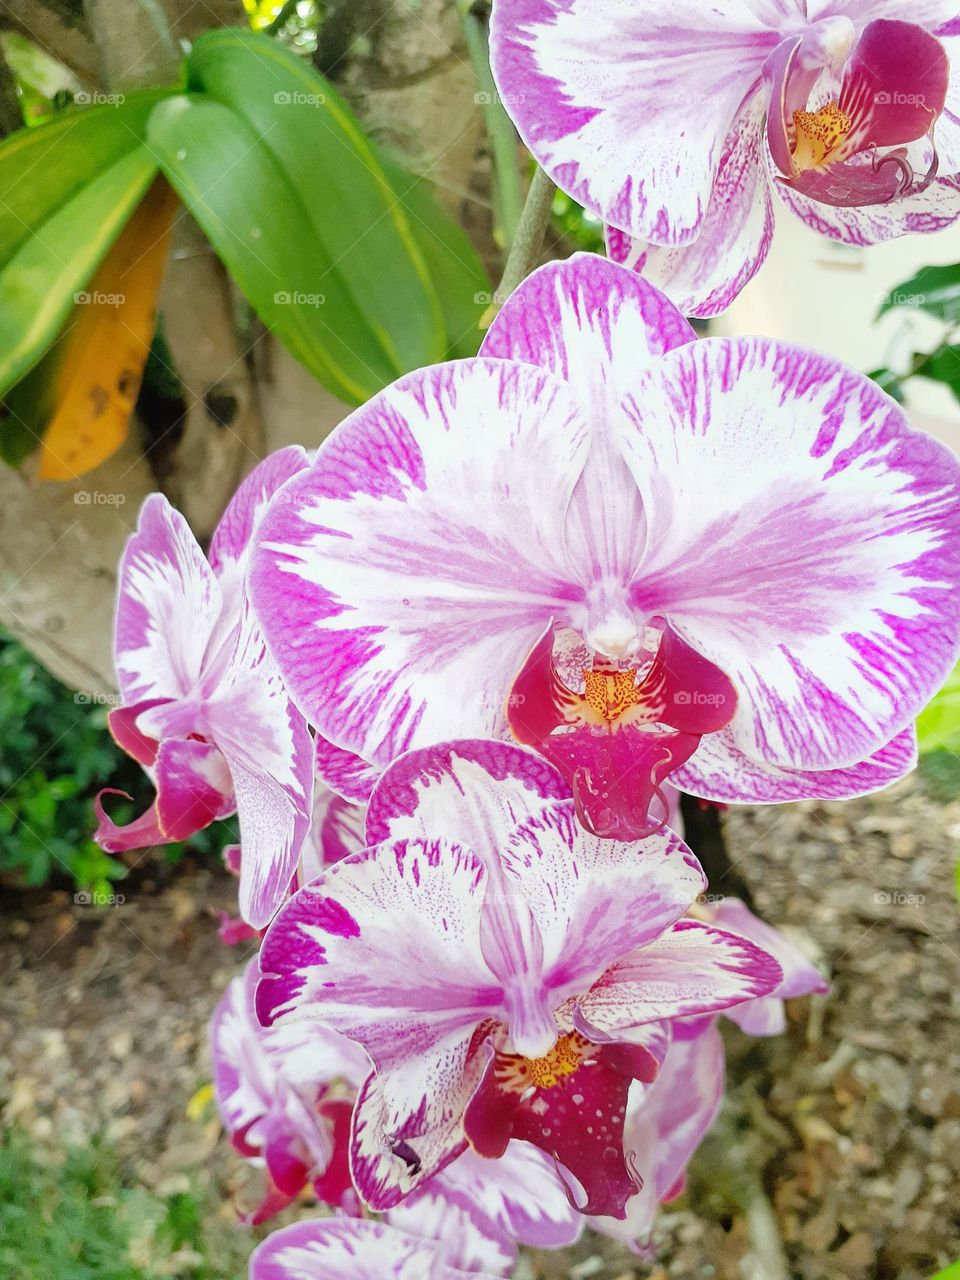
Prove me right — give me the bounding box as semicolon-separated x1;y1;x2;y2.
791;101;852;172
498;1032;593;1092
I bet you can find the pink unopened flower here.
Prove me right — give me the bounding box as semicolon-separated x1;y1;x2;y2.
96;448;314;927
490;4;960;314
257;740;782;1219
250;256;960;841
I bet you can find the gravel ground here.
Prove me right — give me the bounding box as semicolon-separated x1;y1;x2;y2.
1;773;958;1279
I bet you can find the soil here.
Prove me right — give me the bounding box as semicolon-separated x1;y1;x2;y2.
1;772;958;1279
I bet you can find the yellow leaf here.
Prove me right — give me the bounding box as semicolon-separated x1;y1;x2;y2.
37;177;178;480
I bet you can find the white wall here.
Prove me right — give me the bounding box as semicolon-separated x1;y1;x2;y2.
713;203;960;453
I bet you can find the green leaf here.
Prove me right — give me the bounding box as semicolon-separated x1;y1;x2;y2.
150;30;448;403
0;91;173;409
917;661;960;755
877;263;960;324
866;366;905;403
378;155;489;359
930;1262;960;1280
913;344;960;405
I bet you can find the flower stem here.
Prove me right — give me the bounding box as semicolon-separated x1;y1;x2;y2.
497;165;555;295
460;3;523;250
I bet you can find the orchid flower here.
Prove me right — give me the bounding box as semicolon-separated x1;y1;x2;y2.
257;739;782;1219
594;901;826;1250
211;958;369;1223
489;4;960;316
96;448;314;927
249;1219;501;1280
250;255;960;840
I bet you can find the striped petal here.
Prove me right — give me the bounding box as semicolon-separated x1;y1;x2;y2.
209;446;309;620
490;0;785;244
622;337;960;771
605;93;774;318
114;493;221;705
250;359;590;767
250;1219;494;1280
207;601;314;929
481;254;693;584
577;919;783;1032
674;726;918;804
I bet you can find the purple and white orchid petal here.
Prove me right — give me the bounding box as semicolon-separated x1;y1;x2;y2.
489;0;784;244
154;738;234;840
623;336;960;771
674;726;918;804
423;1142;583;1254
301;787;367;882
257;838;496;1061
481;255;693;585
209;447;310;582
315;734;382;804
502;801;705;1008
388;1184;515;1276
349;1040;488;1210
114;493;221;705
937;22;960;171
250;360;590;766
250;1218;494;1280
606;93;774;319
364;738;569;849
206;600;314;929
591;1019;725;1248
709;897;827;1035
364;739;572;1058
209;447;310;632
775;165;960;243
577;919;783;1033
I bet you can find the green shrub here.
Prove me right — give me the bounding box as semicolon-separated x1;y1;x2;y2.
0;630;229;894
